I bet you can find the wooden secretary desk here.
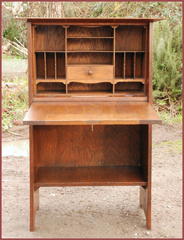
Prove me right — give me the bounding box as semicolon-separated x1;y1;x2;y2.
23;18;162;231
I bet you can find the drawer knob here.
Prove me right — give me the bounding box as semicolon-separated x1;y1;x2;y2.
88;70;93;75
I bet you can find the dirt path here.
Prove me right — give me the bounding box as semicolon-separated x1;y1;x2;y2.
2;124;182;238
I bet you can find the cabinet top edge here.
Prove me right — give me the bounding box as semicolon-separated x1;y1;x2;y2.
15;17;164;23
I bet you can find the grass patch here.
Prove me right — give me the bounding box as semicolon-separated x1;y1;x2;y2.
2;76;28;131
154;139;182;153
2;53;24;60
158;111;182;125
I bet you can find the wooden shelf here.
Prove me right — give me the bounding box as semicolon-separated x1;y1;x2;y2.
23;102;161;125
67;51;113;53
67;37;114;39
35;166;147;187
35;50;145;53
67;91;113;96
35;51;65;53
36;79;66;84
114;78;145;84
36;79;145;85
37;91;66;95
115;51;145;53
114;91;145;97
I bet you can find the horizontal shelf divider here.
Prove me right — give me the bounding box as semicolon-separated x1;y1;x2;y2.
115;51;145;53
67;79;114;84
67;51;114;53
36;79;67;84
35;166;147;187
35;50;65;53
36;79;145;85
35;51;145;53
114;78;145;84
67;37;114;39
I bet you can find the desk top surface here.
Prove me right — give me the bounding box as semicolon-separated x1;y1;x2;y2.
23;102;161;125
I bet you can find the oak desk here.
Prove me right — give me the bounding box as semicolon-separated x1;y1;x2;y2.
23;18;161;231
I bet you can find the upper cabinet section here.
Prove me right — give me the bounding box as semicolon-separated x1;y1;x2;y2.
27;18;161;100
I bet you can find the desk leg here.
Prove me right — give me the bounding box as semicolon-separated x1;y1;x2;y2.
30;126;39;231
30;187;39;231
140;186;151;229
140;124;152;229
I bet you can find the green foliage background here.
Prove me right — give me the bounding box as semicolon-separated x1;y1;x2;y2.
2;2;182;130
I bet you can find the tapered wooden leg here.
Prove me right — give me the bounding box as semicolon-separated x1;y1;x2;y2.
30;187;39;231
140;186;151;229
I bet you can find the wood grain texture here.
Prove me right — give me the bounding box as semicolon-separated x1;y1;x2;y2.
68;26;113;37
27;23;34;104
33;125;141;167
67;38;113;51
67;65;113;82
68;82;112;93
36;82;66;94
67;52;113;65
46;52;55;78
23;102;161;125
35;166;147;187
34;25;65;51
36;53;44;79
116;26;145;51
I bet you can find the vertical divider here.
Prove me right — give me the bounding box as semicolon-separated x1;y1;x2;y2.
44;52;47;79
32;25;37;96
54;52;57;79
112;26;117;94
144;26;148;96
134;52;136;79
64;26;69;94
124;52;126;79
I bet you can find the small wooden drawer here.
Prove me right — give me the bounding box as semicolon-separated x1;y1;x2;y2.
67;65;113;83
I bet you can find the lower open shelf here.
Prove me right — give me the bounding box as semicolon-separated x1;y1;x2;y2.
35;166;147;187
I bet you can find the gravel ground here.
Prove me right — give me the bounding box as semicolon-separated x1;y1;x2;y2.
2;124;182;238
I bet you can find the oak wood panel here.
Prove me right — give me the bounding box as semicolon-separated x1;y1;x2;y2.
34;25;65;51
67;52;113;65
23;102;161;125
125;53;134;78
46;52;55;78
33;125;141;167
35;166;147;187
68;82;112;93
68;26;113;37
136;53;144;78
67;38;113;51
56;53;65;79
36;82;66;94
115;82;144;93
35;53;44;79
115;53;124;78
67;65;114;82
116;26;145;51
